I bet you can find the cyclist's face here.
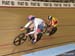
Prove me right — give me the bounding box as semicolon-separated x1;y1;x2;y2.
29;20;33;23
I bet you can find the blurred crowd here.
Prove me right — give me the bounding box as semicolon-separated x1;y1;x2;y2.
23;0;75;3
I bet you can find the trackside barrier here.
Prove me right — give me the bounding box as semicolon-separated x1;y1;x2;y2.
0;0;75;8
22;43;75;56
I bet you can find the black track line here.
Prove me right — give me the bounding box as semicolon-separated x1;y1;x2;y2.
1;40;75;56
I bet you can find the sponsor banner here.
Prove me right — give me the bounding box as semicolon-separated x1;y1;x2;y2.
0;0;75;7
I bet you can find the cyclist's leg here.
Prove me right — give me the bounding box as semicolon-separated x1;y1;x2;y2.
26;23;34;33
29;23;34;30
38;23;44;32
50;24;58;35
26;23;34;40
46;25;53;33
32;24;44;44
35;24;44;40
33;32;38;42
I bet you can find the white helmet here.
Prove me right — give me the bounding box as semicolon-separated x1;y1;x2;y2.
27;15;35;21
48;16;52;20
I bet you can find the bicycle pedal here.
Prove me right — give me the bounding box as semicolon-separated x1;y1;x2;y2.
32;41;36;44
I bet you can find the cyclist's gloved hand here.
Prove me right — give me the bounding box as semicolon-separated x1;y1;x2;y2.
20;26;24;29
20;26;25;31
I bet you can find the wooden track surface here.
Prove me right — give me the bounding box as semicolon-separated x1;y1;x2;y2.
0;8;75;56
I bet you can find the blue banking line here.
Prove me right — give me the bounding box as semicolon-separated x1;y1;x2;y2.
22;43;75;56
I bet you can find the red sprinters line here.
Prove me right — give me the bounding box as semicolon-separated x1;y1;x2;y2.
0;43;12;48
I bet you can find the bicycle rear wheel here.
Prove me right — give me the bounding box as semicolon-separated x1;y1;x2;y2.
49;27;57;36
45;24;57;36
29;33;43;44
13;33;27;46
37;33;43;42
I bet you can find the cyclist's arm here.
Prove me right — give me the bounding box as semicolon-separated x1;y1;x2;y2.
24;21;32;28
20;21;32;31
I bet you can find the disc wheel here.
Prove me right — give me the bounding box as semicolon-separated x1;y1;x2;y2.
46;27;57;36
49;27;57;36
37;33;43;42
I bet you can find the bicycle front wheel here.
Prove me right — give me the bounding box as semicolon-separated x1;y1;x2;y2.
13;33;27;46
